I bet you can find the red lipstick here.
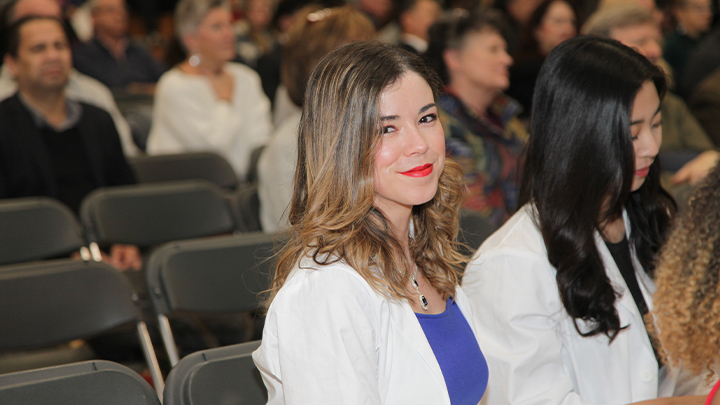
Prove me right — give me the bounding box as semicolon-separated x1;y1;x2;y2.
400;163;433;177
635;167;650;178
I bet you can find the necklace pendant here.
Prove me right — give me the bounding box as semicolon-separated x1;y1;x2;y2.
419;294;429;310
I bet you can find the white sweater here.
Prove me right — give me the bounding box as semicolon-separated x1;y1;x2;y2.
147;63;272;180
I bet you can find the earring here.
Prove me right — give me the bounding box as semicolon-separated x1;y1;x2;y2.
189;54;201;67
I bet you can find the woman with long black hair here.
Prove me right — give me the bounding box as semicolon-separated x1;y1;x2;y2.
463;36;704;405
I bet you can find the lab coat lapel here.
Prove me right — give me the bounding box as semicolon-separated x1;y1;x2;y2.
388;300;449;396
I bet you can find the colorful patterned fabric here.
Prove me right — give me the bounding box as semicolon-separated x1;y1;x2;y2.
439;90;526;228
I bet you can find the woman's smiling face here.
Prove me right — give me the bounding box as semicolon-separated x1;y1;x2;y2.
373;71;445;219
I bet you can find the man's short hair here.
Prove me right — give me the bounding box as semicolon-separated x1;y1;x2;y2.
581;5;655;37
6;15;65;58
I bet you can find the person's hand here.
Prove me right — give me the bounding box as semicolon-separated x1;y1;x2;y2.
108;244;143;271
672;150;720;185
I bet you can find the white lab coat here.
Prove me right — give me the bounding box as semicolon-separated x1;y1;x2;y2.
462;204;680;405
253;257;485;404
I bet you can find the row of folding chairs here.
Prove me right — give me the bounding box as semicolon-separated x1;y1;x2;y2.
0;180;256;267
0;188;282;401
0;340;266;404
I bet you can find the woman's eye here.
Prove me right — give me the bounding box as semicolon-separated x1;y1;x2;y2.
382;125;396;134
420;113;437;124
652;121;662;129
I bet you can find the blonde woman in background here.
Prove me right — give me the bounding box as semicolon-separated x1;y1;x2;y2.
257;6;375;232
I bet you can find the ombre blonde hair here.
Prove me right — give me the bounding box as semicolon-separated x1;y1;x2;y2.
649;161;720;378
264;41;467;309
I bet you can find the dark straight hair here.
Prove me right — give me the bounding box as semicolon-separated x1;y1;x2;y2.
520;36;675;341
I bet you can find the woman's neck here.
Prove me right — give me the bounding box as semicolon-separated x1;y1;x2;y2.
448;76;499;117
181;57;226;76
600;215;626;243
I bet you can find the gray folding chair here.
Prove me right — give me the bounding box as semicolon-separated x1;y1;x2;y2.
80;181;237;252
0;260;164;399
129;152;239;190
0;197;90;266
146;233;280;367
163;340;266;405
0;360;161;405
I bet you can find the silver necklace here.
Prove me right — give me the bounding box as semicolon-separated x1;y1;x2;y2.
411;265;429;310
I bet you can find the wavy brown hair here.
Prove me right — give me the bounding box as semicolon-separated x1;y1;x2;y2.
263;41;467;309
649;161;720;377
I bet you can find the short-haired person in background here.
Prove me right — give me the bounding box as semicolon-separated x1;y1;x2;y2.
72;0;166;91
463;36;705;404
650;161;720;404
257;6;374;232
0;0;138;156
426;9;527;229
253;42;488;404
0;16;140;270
147;0;272;181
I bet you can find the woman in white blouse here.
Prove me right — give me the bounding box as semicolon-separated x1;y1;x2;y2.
253;42;488;404
147;0;272;181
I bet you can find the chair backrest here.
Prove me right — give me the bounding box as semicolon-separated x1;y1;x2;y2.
0;259;165;397
0;360;161;405
0;197;86;266
0;260;140;349
458;209;497;255
80;181;237;246
163;340;266;405
130;152;239;190
147;233;280;315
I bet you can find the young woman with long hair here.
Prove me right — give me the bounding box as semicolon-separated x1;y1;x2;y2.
462;36;704;405
651;161;720;404
253;41;488;404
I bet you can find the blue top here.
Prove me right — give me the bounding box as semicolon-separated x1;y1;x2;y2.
416;298;488;405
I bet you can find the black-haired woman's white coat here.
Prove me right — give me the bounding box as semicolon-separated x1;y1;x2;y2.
463;204;688;405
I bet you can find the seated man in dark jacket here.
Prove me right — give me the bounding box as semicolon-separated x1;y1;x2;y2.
0;15;140;270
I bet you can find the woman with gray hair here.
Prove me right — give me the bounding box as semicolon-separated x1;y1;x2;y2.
147;0;272;181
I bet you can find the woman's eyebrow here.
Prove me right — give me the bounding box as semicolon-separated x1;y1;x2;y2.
630;104;662;125
419;103;436;114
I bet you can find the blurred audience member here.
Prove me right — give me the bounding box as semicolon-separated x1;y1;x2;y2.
688;66;720;147
507;0;577;117
258;6;374;232
496;0;544;51
397;0;441;54
0;16;140;270
359;0;392;28
426;9;527;228
0;0;138;155
73;0;166;91
663;0;712;85
597;0;664;25
147;0;272;181
255;0;316;106
584;5;719;186
677;17;720;97
234;0;274;68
